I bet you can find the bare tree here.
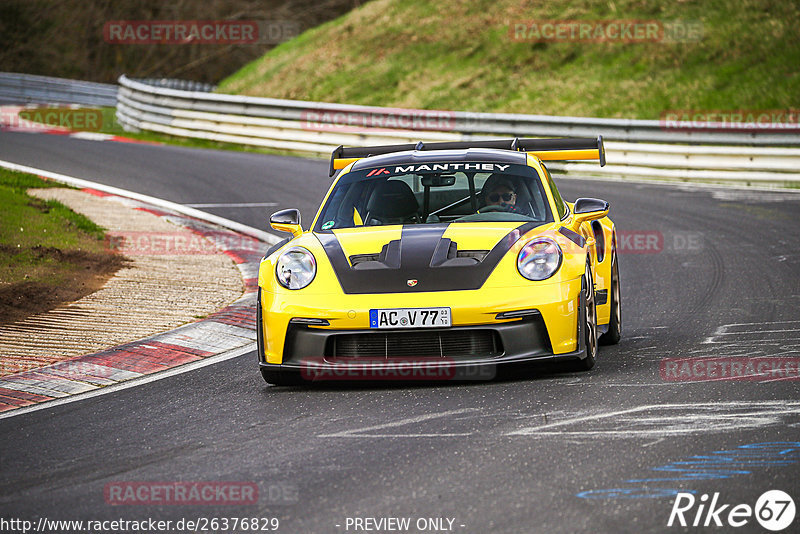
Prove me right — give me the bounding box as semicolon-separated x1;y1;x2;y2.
0;0;363;83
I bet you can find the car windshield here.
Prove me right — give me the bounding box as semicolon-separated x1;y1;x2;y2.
314;162;552;231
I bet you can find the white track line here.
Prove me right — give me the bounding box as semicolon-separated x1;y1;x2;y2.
506;406;648;435
0;159;282;244
185;202;279;208
554;172;800;195
506;401;800;437
318;408;479;438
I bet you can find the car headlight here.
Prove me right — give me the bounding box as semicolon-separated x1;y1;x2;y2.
276;247;316;289
517;238;562;281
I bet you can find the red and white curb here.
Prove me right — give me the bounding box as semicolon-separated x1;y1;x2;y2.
0;160;282;418
1;104;159;145
2;126;161;145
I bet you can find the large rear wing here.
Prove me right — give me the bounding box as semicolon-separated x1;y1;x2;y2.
329;136;606;176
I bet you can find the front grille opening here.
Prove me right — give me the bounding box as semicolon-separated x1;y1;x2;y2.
326;329;503;359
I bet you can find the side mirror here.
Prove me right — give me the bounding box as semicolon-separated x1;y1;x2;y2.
568;197;609;232
270;208;303;237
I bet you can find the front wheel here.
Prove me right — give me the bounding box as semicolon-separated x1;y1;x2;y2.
567;262;598;371
600;246;621;345
565;263;597;371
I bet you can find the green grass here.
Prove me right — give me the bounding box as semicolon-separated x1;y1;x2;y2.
0;168;107;286
218;0;800;119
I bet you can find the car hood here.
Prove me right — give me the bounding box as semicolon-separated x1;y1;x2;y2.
313;222;550;294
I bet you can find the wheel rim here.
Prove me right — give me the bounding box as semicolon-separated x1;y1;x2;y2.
585;265;597;358
611;252;621;331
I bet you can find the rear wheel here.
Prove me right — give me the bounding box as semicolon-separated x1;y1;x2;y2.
600;245;621;345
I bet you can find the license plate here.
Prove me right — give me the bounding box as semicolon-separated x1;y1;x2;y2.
369;307;451;329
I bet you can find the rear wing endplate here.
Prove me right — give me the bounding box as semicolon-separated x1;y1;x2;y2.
329;136;606;176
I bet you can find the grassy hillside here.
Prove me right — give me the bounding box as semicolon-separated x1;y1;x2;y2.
218;0;800;119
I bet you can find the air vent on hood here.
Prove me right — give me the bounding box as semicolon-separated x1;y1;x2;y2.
457;250;489;261
349;253;379;267
349;242;490;269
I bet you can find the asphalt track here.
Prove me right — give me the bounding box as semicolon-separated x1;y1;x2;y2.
1;130;799;533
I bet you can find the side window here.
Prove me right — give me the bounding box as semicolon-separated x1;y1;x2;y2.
543;165;567;220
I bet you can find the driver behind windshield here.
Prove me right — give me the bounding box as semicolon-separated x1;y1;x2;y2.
481;178;520;213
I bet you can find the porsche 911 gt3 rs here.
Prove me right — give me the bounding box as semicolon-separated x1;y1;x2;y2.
257;137;621;385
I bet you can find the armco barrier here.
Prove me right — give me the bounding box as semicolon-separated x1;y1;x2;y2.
0;73;213;108
4;72;798;183
115;75;800;184
0;73;118;107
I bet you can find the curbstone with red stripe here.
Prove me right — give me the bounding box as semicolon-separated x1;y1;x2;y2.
0;190;271;413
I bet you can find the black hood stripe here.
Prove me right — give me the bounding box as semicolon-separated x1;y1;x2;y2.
316;222;538;294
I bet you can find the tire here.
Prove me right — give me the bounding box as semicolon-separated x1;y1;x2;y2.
260;367;304;386
599;245;622;345
568;262;598;371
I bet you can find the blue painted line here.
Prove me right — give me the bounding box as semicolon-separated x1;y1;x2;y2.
576;488;694;500
577;442;800;499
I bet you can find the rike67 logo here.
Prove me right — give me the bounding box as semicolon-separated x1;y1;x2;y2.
668;490;795;531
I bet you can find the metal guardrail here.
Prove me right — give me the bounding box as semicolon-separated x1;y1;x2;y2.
117;74;800;183
0;73;213;108
112;74;795;184
2;71;795;183
133;78;216;93
118;75;800;143
0;73;118;107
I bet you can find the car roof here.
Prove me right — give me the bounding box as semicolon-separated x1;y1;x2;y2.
349;148;529;173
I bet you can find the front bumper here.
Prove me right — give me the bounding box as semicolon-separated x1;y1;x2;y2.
257;290;589;380
258;276;584;366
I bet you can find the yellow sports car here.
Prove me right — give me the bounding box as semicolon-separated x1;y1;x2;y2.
257;137;621;385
